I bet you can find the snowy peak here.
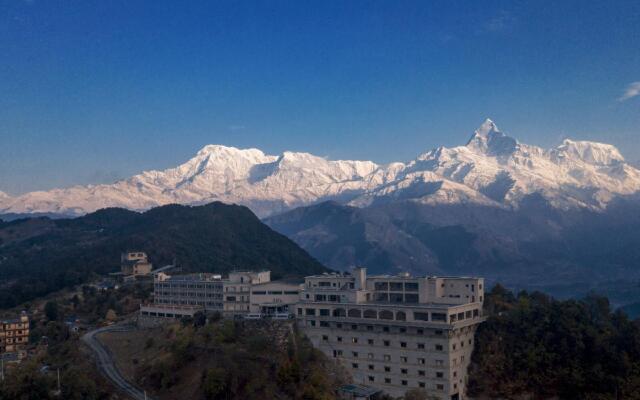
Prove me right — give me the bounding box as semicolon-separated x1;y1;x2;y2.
474;118;500;138
466;118;518;156
556;139;625;166
1;120;639;217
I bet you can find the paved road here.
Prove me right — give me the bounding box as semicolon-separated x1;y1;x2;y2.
82;325;153;400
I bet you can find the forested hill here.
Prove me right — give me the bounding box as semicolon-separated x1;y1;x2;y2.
0;202;328;308
468;286;640;399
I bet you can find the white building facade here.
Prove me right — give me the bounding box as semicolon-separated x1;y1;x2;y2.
147;270;300;317
296;268;485;400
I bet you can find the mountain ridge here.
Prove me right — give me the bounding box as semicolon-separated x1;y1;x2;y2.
2;119;639;217
0;201;328;308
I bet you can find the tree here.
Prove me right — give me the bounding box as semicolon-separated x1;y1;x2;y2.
404;388;438;400
105;309;117;322
44;301;59;321
60;368;99;400
193;311;206;328
70;294;80;310
202;368;227;399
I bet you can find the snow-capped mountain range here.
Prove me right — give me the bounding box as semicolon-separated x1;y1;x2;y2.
2;119;639;218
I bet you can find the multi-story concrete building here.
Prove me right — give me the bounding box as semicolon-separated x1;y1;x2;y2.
296;268;484;400
249;279;302;314
0;312;29;360
153;272;225;311
146;270;300;318
121;251;153;276
223;271;271;314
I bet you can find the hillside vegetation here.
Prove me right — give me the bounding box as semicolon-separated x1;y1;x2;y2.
113;319;348;400
468;285;640;399
0;202;327;308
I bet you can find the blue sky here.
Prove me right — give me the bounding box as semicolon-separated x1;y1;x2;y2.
1;0;639;194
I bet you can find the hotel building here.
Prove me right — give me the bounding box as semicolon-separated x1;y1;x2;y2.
143;270;301;318
296;268;484;400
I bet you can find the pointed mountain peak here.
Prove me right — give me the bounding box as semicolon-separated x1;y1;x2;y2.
466;119;517;156
475;118;500;137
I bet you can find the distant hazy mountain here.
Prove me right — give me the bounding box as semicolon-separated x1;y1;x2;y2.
266;197;640;307
0;202;327;308
2;119;639;218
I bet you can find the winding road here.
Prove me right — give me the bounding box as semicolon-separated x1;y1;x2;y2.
82;325;154;400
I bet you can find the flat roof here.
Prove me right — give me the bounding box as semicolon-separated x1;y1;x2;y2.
252;278;303;286
159;273;223;282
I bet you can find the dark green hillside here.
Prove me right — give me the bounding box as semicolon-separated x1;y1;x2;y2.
468;285;640;399
0;202;328;308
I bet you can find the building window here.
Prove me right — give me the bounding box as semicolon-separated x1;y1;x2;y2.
384;355;391;361
367;353;374;359
418;370;425;376
322;335;328;341
400;356;408;363
375;282;388;290
352;363;359;369
368;339;374;345
352;352;359;358
337;336;343;342
435;360;444;366
400;342;407;348
352;337;358;344
368;376;375;382
351;324;358;330
384;366;391;372
385;378;391;384
417;343;425;349
368;364;374;370
418;358;425;365
432;313;446;322
436;372;444;378
379;310;393;320
418;382;426;388
435;344;443;351
401;368;408;375
401;380;408;386
437;384;444;391
383;340;390;347
363;309;377;319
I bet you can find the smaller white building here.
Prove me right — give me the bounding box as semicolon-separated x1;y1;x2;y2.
249;280;303;314
144;270;303;319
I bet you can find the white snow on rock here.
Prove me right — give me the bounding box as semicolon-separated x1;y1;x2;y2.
1;119;639;217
